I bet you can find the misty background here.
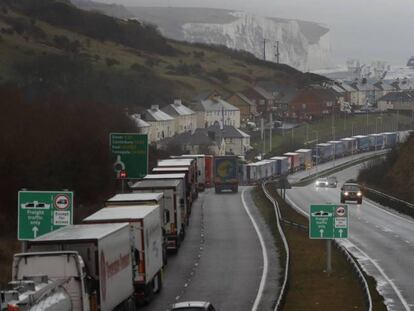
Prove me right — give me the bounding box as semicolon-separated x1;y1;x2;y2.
97;0;414;66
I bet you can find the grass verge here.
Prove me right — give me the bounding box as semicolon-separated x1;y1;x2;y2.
252;183;387;311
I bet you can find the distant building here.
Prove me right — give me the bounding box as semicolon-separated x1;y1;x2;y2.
288;87;339;120
143;105;175;143
164;124;251;156
226;92;257;124
190;96;240;128
130;113;150;135
161;99;196;135
242;86;276;115
377;91;414;112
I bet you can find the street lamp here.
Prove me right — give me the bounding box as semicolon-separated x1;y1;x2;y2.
313;130;319;175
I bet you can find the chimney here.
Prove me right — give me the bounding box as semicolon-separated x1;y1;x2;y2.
174;99;182;106
151;105;159;111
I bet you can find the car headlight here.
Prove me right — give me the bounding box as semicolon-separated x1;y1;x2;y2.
344;192;349;196
357;192;362;196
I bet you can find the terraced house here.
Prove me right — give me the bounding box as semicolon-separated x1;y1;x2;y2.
190;95;240;128
161;100;196;135
143;105;175;143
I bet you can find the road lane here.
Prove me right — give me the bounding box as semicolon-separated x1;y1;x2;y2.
142;187;280;310
286;163;414;311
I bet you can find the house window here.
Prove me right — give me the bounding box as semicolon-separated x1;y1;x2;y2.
260;99;265;105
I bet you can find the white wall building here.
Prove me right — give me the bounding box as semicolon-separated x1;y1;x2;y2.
161;100;197;135
143;105;175;143
130;113;150;135
190;97;240;128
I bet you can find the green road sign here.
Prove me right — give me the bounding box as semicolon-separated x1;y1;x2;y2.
310;204;348;239
18;191;73;240
110;133;148;179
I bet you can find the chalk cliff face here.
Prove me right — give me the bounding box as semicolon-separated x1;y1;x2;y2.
181;12;331;71
128;7;332;71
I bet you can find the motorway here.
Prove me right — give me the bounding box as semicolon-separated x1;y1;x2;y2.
286;162;414;311
142;187;280;311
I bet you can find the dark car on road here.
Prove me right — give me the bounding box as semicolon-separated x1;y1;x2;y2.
327;176;338;188
340;183;363;204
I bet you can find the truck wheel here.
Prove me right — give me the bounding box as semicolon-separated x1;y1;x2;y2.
358;199;362;204
215;187;220;194
340;198;345;203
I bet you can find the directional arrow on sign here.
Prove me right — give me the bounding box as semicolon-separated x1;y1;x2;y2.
338;229;343;238
320;229;324;238
32;226;39;238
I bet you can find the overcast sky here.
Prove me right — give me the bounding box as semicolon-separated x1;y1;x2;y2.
100;0;414;66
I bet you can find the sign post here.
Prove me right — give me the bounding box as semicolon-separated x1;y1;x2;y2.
110;133;148;180
18;191;74;240
310;204;349;272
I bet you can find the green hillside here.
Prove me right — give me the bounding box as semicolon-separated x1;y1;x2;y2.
359;134;414;203
0;0;325;109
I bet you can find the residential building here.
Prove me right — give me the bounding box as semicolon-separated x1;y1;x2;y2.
163;124;251;156
163;128;226;156
161;99;196;135
130;113;150;135
190;96;240;128
143;105;175;143
377;91;414;111
242;86;276;115
288;87;339;120
226;92;257;124
254;80;298;118
205;124;251;155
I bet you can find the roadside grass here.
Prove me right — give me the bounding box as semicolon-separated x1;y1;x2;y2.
252;183;387;311
253;113;414;156
0;238;20;288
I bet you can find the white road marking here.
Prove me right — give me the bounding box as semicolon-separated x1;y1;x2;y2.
241;188;268;311
286;195;411;311
365;199;414;225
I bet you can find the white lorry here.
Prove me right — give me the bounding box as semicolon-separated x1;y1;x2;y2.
3;223;136;311
130;179;185;252
105;193;168;265
83;206;163;304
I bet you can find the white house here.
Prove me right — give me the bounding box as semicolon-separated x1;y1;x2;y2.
143;105;175;143
130;113;150;135
190;96;240;128
161;100;197;135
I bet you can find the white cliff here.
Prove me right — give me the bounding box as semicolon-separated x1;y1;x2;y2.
126;7;332;71
181;12;331;71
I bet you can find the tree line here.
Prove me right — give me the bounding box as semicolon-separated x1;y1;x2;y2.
0;85;136;236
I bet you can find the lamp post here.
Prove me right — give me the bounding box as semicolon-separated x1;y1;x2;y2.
314;130;319;176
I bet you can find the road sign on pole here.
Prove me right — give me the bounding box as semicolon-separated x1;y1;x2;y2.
110;133;148;179
18;191;74;240
310;204;348;239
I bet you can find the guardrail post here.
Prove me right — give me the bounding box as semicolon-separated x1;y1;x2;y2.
326;239;332;273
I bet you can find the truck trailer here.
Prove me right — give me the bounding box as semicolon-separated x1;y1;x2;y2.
295;149;312;169
15;223;136;311
270;156;290;176
283;152;301;172
105;193;168;265
214;156;239;193
83;206;163;304
130;179;186;251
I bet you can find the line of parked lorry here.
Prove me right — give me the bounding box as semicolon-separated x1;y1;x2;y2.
241;131;410;184
1;154;241;311
1;130;411;311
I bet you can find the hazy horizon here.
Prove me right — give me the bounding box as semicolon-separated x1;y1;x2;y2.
97;0;414;66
